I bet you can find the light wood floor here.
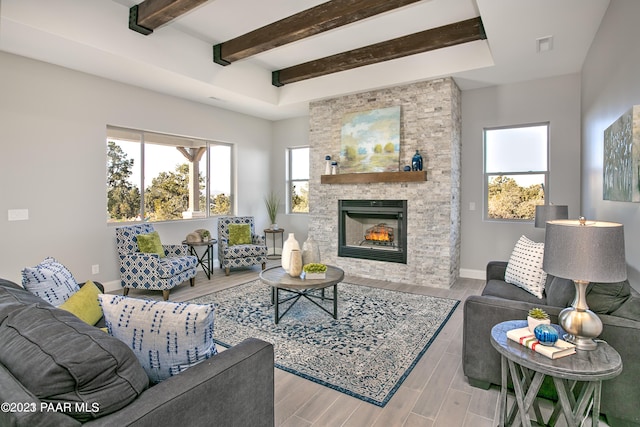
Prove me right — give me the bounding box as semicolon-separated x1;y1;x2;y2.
119;260;578;427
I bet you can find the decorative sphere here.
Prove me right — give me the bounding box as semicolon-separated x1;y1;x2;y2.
534;324;559;346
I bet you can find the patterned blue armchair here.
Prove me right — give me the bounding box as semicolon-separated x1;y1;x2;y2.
115;224;198;300
217;216;268;276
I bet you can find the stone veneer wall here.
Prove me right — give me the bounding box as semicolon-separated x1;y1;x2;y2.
308;78;461;288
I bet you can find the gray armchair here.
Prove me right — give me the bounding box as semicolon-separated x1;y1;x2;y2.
217;216;268;276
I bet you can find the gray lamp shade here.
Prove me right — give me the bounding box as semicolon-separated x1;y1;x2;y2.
543;219;627;283
534;205;569;228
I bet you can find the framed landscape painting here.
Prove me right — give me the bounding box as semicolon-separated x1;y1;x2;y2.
603;105;640;202
340;106;401;173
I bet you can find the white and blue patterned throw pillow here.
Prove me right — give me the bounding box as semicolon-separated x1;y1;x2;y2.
21;257;80;306
505;235;547;299
98;295;217;383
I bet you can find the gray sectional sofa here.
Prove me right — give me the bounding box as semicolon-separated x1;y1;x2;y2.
463;261;640;427
0;278;275;427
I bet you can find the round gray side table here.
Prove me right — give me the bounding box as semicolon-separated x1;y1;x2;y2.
182;239;217;280
490;320;622;427
263;228;284;259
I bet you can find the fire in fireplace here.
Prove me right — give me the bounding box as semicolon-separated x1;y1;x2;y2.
364;223;394;244
338;200;407;264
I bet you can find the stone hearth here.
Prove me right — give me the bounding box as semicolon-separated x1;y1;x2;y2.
308;78;461;288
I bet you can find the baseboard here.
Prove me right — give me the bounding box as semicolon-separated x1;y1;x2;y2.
102;280;122;294
459;268;484;280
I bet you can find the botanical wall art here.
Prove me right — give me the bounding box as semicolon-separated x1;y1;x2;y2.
603;105;640;202
340;106;401;173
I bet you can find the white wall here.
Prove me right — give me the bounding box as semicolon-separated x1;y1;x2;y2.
460;74;582;277
581;0;640;289
0;52;272;286
271;117;310;243
4;40;623;288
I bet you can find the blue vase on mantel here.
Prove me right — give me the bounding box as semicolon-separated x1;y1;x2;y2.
411;150;423;171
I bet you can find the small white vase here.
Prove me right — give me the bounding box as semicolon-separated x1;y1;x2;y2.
281;233;300;273
288;249;303;277
527;316;551;333
301;236;320;265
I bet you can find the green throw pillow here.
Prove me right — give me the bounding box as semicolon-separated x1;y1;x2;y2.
228;224;251;246
136;231;165;257
59;280;103;325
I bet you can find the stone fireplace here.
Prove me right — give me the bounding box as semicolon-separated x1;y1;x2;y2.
308;78;461;288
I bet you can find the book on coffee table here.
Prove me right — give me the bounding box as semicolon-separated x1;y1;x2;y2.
506;327;576;359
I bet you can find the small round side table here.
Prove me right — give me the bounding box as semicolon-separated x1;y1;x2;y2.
182;239;217;280
264;228;284;259
491;320;622;427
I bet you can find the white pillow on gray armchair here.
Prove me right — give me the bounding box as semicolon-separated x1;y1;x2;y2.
504;235;547;299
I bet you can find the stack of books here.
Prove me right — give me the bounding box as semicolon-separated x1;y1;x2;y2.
507;327;576;359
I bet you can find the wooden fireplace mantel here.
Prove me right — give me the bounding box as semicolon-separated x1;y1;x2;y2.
321;171;427;184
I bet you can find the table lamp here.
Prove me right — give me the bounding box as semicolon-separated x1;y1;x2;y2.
543;218;626;350
534;204;568;228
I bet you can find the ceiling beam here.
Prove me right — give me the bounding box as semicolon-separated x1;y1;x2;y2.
272;17;486;87
129;0;209;35
213;0;423;66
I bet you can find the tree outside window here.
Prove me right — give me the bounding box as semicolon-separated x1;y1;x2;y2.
484;124;549;220
288;147;309;213
106;127;232;223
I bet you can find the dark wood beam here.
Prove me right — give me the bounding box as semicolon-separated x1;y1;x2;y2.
129;0;209;35
213;0;423;66
272;17;486;87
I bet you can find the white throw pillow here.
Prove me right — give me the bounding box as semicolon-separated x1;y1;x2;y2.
98;295;217;383
504;235;547;299
21;257;80;306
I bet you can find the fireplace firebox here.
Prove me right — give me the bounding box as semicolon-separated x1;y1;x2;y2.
338;200;407;264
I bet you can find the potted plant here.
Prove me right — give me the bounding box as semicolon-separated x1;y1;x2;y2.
264;192;280;230
527;307;550;332
197;229;211;241
303;263;327;279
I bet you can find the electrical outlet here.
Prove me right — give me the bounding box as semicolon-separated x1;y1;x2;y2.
8;209;29;221
91;264;99;275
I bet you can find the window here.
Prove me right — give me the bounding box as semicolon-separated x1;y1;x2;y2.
287;147;309;213
484;123;549;220
106;126;233;223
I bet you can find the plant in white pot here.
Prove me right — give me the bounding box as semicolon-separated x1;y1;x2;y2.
196;229;211;241
303;263;327;279
527;307;551;333
264;192;280;230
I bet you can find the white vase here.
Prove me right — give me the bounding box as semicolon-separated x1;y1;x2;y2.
301;236;320;265
281;233;300;272
288;249;303;277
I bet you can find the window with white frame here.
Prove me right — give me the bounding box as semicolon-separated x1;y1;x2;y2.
287;147;309;213
484;123;549;220
106;126;233;222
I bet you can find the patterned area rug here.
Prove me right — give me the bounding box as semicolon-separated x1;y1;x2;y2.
189;280;459;406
